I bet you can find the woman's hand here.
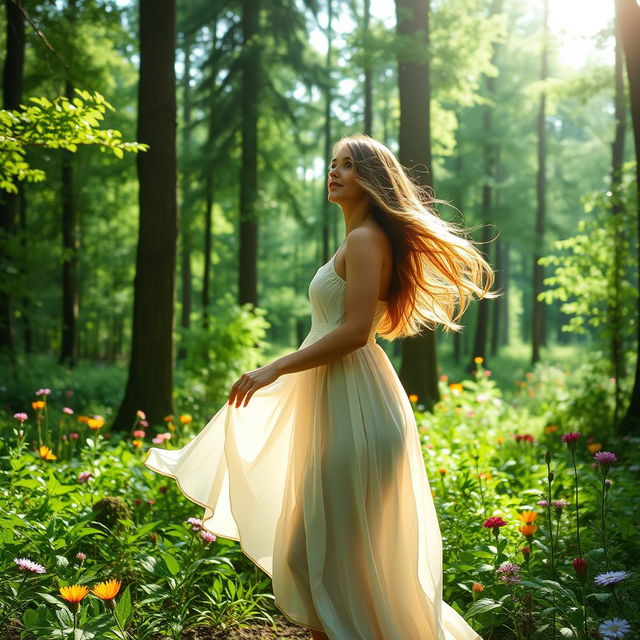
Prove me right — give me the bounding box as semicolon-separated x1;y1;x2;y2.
227;363;281;408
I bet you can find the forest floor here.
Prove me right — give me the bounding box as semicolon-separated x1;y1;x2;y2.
182;616;312;639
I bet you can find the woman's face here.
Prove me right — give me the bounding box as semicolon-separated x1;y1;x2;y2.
327;145;367;205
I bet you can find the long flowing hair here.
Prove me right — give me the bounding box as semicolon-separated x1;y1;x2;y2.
336;134;498;340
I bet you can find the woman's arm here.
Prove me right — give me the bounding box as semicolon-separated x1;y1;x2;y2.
227;227;385;408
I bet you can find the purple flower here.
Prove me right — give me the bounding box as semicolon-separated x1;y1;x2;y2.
77;471;92;483
497;562;521;584
537;499;548;507
186;517;202;531
14;557;46;574
35;388;51;396
561;432;581;452
201;530;217;543
14;412;28;421
594;451;618;466
594;571;628;587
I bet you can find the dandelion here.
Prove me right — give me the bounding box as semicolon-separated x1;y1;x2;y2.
594;571;628;587
599;618;631;639
187;517;203;531
77;471;92;483
14;412;28;421
62;407;74;415
201;530;217;543
14;558;46;574
39;445;57;461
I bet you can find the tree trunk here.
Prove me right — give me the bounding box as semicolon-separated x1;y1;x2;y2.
238;0;260;307
322;0;333;264
395;0;439;409
113;0;177;430
615;0;640;434
0;0;26;361
203;173;214;332
177;36;193;362
499;241;510;346
490;237;502;356
18;186;32;352
532;0;549;365
363;0;373;136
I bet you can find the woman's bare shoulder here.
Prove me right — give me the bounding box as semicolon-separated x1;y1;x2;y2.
345;223;391;258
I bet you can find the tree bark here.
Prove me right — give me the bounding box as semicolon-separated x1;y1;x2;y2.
395;0;439;409
322;0;333;264
113;0;177;429
615;0;640;434
363;0;373;136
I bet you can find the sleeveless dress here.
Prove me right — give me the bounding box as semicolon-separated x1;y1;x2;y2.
144;252;482;640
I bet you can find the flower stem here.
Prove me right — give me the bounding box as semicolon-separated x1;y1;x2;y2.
571;450;582;558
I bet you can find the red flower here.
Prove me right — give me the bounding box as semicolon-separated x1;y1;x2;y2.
573;557;587;583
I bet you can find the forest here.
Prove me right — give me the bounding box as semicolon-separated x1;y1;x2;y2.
1;0;639;639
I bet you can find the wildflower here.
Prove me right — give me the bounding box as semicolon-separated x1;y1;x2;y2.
136;410;146;419
497;562;520;584
151;436;164;444
483;516;507;537
91;579;121;609
561;432;581;451
68;432;80;440
472;582;484;592
77;471;92;483
573;557;587;582
496;436;504;445
65;389;74;396
187;517;203;531
439;374;448;382
437;468;446;476
408;394;418;404
594;571;628;587
146;499;155;505
519;523;537;538
39;445;57;461
598;618;631;639
14;412;28;421
62;407;74;415
133;430;146;438
133;498;142;506
162;432;171;440
484;370;492;376
163;415;174;422
551;499;567;516
537;499;548;507
518;511;538;524
32;400;45;410
77;415;89;424
132;439;143;449
36;388;52;396
75;552;87;563
544;425;558;434
139;420;149;427
59;584;89;611
587;443;602;453
158;485;168;494
87;417;105;430
476;393;490;403
474;356;484;364
466;410;476;417
520;546;531;556
594;451;618;467
201;530;217;543
14;557;46;574
449;383;464;395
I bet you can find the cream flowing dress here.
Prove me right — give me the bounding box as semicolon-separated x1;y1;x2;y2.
144;252;483;640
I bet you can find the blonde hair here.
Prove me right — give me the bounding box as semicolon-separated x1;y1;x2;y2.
335;134;498;340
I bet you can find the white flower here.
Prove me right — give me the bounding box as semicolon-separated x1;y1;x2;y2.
594;571;628;587
598;618;631;639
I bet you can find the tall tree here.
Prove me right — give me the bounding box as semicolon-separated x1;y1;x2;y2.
615;0;640;434
0;0;26;362
322;0;333;264
395;0;439;409
531;0;549;365
363;0;372;136
113;0;177;429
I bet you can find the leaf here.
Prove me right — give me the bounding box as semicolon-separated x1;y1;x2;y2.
115;584;133;626
160;551;180;576
466;597;502;617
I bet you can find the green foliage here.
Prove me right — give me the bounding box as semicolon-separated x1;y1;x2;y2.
177;293;271;407
0;89;147;193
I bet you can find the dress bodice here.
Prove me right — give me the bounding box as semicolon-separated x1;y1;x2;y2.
302;253;388;347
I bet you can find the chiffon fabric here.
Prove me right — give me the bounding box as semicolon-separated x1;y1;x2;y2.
144;252;482;640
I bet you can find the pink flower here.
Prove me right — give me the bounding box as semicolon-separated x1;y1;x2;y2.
497;562;520;584
136;410;146;420
484;370;492;376
35;388;51;396
65;389;74;397
133;430;146;438
561;432;582;451
62;407;74;415
162;432;171;440
537;499;548;507
146;499;155;505
133;498;143;506
152;436;164;444
140;419;149;428
68;432;80;440
466;410;476;418
201;530;217;543
483;516;507;535
77;471;92;483
75;552;86;562
594;451;618;466
14;412;28;421
14;557;46;573
186;517;202;531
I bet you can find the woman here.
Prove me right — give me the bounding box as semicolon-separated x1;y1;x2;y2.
145;134;494;639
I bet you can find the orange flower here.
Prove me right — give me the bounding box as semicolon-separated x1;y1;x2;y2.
163;415;174;422
449;383;464;394
437;468;447;476
87;416;105;430
544;425;558;433
77;415;89;424
132;439;143;449
473;356;484;364
60;584;89;603
91;579;121;600
179;414;192;424
167;422;176;432
408;394;418;403
587;443;602;453
496;436;505;445
472;582;484;592
431;488;436;499
39;445;57;461
519;523;537;537
32;400;45;410
518;511;538;524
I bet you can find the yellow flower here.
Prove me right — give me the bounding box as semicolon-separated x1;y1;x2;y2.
519;523;537;537
87;417;105;430
472;582;484;592
132;439;143;449
32;400;45;410
544;425;558;433
179;414;192;424
91;579;121;600
517;511;538;524
408;394;418;403
167;422;176;432
587;443;602;453
449;383;464;394
437;468;447;476
496;436;505;445
474;356;484;364
431;488;436;499
59;584;89;603
39;445;57;461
